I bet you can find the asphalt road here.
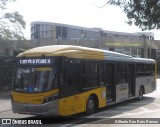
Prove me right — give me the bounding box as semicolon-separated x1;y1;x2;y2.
0;79;160;127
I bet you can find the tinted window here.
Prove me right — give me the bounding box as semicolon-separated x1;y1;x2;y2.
59;58;82;97
82;60;99;89
117;63;127;83
136;63;155;76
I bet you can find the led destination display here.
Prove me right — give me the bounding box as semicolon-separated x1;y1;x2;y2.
17;58;53;65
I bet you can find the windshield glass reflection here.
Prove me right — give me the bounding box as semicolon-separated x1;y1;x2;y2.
14;67;57;93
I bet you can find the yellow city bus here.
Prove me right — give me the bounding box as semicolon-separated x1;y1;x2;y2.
11;45;157;116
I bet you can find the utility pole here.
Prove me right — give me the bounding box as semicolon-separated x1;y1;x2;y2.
142;35;147;58
36;24;40;47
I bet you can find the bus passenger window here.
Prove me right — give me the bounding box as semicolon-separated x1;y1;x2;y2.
136;64;145;76
82;60;99;89
117;74;127;83
64;59;81;86
117;63;127;83
61;58;82;97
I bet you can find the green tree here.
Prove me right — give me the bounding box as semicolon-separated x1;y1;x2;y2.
0;0;26;40
106;0;160;30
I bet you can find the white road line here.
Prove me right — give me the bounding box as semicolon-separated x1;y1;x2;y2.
117;106;139;108
128;102;151;105
152;103;160;107
139;107;151;111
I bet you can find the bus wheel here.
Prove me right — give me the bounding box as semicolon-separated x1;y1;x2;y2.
138;87;144;101
86;96;96;115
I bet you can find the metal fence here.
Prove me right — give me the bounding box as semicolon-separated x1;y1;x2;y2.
0;56;14;91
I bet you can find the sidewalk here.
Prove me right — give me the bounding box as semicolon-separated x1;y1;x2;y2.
0;91;11;113
0;90;11;98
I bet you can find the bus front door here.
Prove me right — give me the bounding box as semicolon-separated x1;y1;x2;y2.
105;63;116;102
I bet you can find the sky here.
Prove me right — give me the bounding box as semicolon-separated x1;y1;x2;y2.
6;0;160;40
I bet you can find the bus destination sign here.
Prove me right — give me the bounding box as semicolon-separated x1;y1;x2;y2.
18;58;52;65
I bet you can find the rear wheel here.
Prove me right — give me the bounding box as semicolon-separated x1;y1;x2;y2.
86;96;96;114
138;87;144;100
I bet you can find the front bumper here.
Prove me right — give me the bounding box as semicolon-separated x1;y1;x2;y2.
11;100;59;116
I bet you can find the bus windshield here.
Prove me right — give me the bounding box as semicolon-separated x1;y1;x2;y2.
14;67;57;93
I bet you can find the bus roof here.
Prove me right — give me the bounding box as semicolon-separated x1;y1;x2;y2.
17;45;155;63
17;45;131;57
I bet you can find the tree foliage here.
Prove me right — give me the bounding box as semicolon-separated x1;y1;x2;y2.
0;0;26;40
107;0;160;30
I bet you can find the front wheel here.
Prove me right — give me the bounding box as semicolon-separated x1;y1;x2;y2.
86;96;96;114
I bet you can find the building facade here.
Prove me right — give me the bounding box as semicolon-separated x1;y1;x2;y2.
31;21;154;41
31;22;101;40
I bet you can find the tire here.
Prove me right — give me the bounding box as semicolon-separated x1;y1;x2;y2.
86;96;96;115
138;87;144;101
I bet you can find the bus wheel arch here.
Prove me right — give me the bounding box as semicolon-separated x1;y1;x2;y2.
86;94;98;115
138;85;145;100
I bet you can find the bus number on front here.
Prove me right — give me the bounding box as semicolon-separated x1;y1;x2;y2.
33;99;42;102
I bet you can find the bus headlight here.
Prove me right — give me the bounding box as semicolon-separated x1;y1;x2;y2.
43;93;58;104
